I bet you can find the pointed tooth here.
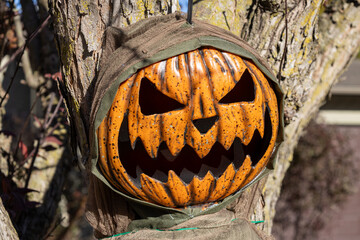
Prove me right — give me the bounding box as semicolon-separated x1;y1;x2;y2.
141;128;162;158
130;115;161;158
167;140;184;158
108;161;151;202
193;144;212;159
130;136;137;150
128;71;143;150
242;124;256;146
140;173;175;207
240;103;257;146
140;136;159;158
187;123;218;159
189;171;215;204
128;116;138;150
258;109;265;139
207;163;236;202
162;115;186;157
221;155;252;199
167;170;191;206
152;141;161;158
219;132;236;151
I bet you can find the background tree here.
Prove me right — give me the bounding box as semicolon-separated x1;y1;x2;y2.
0;0;359;239
0;1;71;239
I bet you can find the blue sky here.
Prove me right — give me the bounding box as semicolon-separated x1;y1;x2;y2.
179;0;188;12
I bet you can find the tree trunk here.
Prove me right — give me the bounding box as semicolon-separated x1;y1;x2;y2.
0;198;19;240
194;0;360;233
49;0;179;162
49;0;360;236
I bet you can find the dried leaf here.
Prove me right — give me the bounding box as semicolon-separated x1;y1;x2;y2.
18;141;28;159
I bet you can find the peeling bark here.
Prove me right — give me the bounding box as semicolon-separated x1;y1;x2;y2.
49;0;360;236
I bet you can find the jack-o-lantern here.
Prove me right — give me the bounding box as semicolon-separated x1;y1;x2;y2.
97;47;279;208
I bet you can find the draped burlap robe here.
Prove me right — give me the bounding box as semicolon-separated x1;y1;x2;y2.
85;12;283;239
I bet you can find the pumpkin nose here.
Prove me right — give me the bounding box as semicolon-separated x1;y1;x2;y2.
192;116;218;134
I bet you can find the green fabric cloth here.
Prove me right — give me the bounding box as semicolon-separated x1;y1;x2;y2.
100;209;273;240
103;219;267;240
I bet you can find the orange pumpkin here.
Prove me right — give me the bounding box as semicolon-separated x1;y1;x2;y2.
97;47;279;207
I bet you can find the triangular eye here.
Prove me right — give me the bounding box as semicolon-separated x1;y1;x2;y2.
139;77;185;115
219;69;255;104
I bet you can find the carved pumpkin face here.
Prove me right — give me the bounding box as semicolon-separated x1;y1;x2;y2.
97;47;279;207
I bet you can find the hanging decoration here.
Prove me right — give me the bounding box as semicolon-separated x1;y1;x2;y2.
97;47;279;207
90;10;284;210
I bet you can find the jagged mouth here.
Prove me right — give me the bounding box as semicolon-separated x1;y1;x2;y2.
118;109;272;186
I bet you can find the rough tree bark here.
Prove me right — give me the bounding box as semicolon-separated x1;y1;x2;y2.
34;0;360;237
193;0;360;233
0;198;18;240
0;1;68;239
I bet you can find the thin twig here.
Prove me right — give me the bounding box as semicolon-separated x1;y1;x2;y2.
0;15;51;106
45;95;63;129
24;137;41;189
13;12;38;88
44;93;56;126
12;89;42;161
0;38;8;62
0;43;26;108
42;217;65;240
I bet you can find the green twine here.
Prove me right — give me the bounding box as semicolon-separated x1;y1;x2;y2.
101;219;265;239
251;220;265;224
156;227;199;231
231;218;264;224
